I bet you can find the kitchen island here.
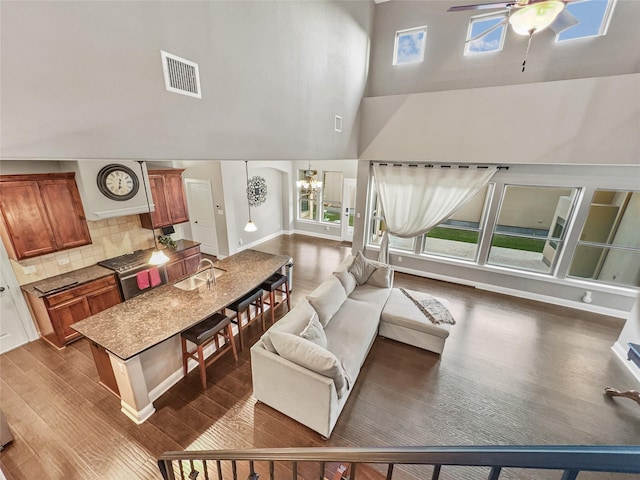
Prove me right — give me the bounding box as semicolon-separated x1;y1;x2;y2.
72;249;291;424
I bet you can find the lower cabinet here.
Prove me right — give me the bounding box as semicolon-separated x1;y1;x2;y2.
166;245;201;282
25;275;122;348
89;340;120;396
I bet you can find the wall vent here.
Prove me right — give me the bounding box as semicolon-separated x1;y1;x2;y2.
160;50;201;99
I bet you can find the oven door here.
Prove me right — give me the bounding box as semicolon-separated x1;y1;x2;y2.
119;266;168;300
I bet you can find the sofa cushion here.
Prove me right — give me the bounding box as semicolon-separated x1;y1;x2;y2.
324;297;382;382
348;251;377;285
269;331;348;398
366;265;393;289
381;288;451;339
335;254;354;273
334;270;357;296
306;275;347;328
348;284;392;313
299;313;327;349
260;301;316;353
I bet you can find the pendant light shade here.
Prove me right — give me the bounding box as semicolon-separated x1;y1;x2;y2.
137;161;169;266
244;161;257;233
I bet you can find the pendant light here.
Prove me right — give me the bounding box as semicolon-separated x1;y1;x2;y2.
137;161;169;265
244;161;257;232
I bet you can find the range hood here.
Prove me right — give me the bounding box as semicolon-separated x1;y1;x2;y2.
60;160;155;220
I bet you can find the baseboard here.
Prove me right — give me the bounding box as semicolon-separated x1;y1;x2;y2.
392;265;629;319
120;400;155;425
291;229;342;241
612;341;640;383
239;230;285;251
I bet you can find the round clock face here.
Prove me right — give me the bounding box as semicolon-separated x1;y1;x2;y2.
97;164;140;201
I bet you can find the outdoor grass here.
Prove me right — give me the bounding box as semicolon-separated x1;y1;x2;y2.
426;227;545;253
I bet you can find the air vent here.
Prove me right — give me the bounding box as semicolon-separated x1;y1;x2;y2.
160;50;201;99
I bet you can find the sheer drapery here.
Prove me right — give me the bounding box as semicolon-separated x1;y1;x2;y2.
372;164;497;263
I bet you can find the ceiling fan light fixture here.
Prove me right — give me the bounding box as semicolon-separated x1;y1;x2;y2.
509;0;565;35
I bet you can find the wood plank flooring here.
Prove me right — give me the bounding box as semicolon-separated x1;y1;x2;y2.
1;234;638;480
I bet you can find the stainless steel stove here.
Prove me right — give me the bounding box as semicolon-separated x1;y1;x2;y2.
98;250;168;300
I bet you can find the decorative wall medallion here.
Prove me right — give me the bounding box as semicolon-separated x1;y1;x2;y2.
247;176;267;206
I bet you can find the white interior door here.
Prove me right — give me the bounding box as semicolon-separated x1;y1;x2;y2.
0;248;34;354
341;179;357;242
185;179;219;256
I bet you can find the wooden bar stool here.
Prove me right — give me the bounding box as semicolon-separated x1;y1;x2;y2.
260;272;291;327
227;288;264;351
181;313;238;390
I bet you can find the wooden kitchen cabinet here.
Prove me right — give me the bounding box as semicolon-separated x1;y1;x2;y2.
140;169;189;229
165;245;201;282
25;275;122;348
0;173;91;260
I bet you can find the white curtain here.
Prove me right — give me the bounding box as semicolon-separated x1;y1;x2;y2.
372;164;497;263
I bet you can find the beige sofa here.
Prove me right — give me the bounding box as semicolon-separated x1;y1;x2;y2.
251;253;392;438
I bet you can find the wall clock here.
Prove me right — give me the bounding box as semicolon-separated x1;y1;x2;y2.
96;164;140;201
247;175;267;206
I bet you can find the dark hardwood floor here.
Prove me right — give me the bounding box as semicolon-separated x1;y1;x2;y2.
1;234;638;480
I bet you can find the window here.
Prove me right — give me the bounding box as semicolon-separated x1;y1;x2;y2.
297;169;319;221
321;172;343;224
487;185;579;274
422;184;493;261
556;0;616;42
568;190;640;288
393;26;427;65
465;14;507;55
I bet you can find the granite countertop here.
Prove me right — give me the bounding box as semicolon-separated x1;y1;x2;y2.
72;249;290;360
21;264;115;297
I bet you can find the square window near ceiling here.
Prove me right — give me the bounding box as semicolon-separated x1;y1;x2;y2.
556;0;616;42
465;14;507;55
393;26;427;65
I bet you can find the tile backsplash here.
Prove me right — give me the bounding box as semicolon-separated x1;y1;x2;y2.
11;215;155;285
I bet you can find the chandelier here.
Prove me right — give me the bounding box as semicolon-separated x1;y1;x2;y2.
296;161;323;193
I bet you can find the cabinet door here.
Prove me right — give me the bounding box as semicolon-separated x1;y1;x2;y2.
86;284;122;315
148;175;172;228
39;178;92;250
89;341;120;396
165;173;189;224
0;181;57;258
166;260;186;282
184;251;201;276
48;296;91;346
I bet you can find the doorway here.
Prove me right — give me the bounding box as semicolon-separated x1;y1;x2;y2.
0;244;37;353
341;179;356;242
184;179;219;256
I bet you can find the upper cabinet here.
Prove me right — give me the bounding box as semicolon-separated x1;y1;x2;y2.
0;173;92;260
140;168;189;229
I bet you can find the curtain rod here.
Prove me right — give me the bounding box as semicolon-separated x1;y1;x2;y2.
371;161;508;170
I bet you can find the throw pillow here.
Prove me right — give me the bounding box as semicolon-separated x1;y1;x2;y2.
348;251;377;285
260;301;316;353
306;275;347;328
299;312;327;349
333;270;356;296
269;331;348;398
366;265;393;289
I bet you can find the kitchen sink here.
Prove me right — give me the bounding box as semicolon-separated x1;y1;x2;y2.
173;268;225;291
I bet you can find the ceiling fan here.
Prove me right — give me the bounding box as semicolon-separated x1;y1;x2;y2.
448;0;580;71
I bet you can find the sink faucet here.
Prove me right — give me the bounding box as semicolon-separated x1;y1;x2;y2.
198;258;216;288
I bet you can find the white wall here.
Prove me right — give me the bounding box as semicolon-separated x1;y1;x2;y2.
360;74;640;165
1;1;373;161
613;293;640;383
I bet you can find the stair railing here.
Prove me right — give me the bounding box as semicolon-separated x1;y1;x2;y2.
157;445;640;480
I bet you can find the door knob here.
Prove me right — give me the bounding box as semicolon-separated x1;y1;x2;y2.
195;221;198;224
0;286;5;292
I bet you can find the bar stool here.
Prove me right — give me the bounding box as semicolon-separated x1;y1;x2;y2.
260;272;291;327
181;313;238;390
227;288;264;351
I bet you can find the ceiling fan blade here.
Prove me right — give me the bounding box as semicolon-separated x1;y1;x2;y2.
448;2;515;12
465;17;508;43
549;8;579;34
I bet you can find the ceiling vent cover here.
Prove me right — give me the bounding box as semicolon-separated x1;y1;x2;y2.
160;50;201;99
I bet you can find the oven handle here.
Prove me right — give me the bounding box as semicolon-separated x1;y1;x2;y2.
120;267;166;282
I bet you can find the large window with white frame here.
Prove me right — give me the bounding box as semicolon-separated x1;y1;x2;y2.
297;169;319;221
568;189;640;288
422;184;493;261
487;185;580;274
297;169;343;225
